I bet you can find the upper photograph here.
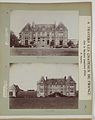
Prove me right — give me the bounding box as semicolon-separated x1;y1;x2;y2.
10;10;79;56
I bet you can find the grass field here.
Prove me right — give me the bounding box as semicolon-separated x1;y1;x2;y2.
10;48;78;56
9;96;78;109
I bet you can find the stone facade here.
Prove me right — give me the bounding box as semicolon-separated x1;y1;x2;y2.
9;84;20;97
19;22;68;47
9;84;37;98
37;76;76;97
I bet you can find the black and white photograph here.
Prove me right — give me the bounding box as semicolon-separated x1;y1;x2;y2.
10;10;79;56
9;63;78;109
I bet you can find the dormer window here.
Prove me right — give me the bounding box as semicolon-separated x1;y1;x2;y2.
60;27;63;30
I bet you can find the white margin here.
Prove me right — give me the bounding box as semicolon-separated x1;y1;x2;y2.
0;0;94;119
0;0;92;3
0;115;92;119
92;0;95;120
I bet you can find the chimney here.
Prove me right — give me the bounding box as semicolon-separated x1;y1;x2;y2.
64;76;66;79
46;76;47;80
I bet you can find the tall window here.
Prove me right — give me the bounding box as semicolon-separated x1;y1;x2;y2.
38;37;40;42
47;40;49;45
40;88;43;93
59;40;63;45
9;92;13;96
25;40;28;45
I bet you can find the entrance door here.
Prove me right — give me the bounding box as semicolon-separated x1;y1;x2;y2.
59;40;63;45
25;40;28;46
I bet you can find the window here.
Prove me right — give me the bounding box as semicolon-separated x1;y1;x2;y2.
40;83;43;86
52;33;54;36
47;40;49;45
9;92;13;96
25;36;29;40
70;83;74;86
70;90;74;93
70;88;74;93
40;88;43;93
59;40;63;45
47;33;49;36
61;88;63;91
25;40;28;45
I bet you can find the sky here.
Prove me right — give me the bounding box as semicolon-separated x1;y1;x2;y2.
10;10;79;39
9;63;78;91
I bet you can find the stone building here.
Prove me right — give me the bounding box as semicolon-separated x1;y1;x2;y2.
19;22;68;48
17;90;37;98
19;23;32;46
9;84;37;98
9;84;20;97
37;76;76;97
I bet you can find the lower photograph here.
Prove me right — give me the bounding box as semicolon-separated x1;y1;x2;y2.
9;63;78;109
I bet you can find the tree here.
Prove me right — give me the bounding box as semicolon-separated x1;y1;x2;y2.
30;41;34;47
67;40;74;47
10;31;20;47
50;40;55;48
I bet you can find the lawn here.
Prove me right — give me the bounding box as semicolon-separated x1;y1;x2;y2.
9;96;78;109
10;48;78;56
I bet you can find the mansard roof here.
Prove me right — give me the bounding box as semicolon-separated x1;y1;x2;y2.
45;77;67;85
66;76;76;84
20;23;32;33
20;22;68;33
45;76;66;85
38;76;76;85
33;24;55;32
10;84;20;91
39;76;45;83
56;22;68;31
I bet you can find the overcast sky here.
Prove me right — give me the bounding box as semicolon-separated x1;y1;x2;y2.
9;63;78;91
10;10;79;39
